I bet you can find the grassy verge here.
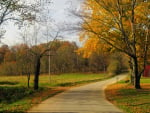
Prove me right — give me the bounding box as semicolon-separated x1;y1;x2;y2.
105;77;150;113
0;87;66;113
0;73;110;113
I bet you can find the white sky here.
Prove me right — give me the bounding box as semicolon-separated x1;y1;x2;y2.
1;0;83;46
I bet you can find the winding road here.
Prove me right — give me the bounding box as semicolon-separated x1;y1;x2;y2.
28;74;127;113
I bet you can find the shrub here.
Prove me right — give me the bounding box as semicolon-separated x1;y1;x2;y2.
107;60;121;75
0;86;35;103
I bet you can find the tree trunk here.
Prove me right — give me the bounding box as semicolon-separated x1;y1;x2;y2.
34;56;41;90
131;72;134;85
135;75;141;89
27;72;30;88
132;57;141;89
129;58;134;85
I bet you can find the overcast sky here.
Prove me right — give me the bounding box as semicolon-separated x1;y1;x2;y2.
1;0;83;46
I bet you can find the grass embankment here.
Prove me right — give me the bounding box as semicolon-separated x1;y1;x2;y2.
105;77;150;113
0;73;109;113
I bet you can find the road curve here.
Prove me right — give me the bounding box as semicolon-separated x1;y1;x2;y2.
28;74;127;113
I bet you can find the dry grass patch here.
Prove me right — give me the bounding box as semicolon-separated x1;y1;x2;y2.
30;87;68;104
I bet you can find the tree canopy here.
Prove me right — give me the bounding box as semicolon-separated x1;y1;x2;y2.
0;0;38;39
79;0;150;89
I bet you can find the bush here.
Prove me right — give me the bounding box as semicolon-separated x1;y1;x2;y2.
107;52;129;75
0;81;18;85
107;60;121;75
0;86;35;103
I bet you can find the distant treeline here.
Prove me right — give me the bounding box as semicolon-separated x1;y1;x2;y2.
0;40;128;76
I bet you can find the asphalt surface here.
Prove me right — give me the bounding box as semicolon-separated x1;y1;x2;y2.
28;74;127;113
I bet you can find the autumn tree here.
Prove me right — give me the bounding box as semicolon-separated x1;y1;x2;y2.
77;37;109;72
77;0;150;89
49;41;79;74
13;44;33;87
0;44;9;63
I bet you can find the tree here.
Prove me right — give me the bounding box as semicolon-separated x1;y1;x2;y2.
23;24;60;90
13;44;32;87
77;37;110;72
0;0;38;76
0;44;9;63
78;0;150;89
0;0;37;38
17;0;57;90
51;41;79;73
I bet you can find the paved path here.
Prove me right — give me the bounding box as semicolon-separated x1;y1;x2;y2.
28;74;127;113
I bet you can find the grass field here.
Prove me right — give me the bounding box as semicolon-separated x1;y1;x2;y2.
0;73;110;113
0;73;108;87
105;77;150;113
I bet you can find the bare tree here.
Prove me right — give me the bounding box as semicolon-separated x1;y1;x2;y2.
0;0;39;39
32;31;60;90
19;0;64;90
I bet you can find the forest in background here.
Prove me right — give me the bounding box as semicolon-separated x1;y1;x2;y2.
0;40;128;76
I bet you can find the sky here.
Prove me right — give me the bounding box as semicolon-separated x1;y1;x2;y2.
1;0;83;46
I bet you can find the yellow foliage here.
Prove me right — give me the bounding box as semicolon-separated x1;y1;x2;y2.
79;0;150;61
77;37;109;58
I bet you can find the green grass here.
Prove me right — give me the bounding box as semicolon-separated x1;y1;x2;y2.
141;77;150;83
105;77;150;113
0;73;110;113
0;73;108;87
